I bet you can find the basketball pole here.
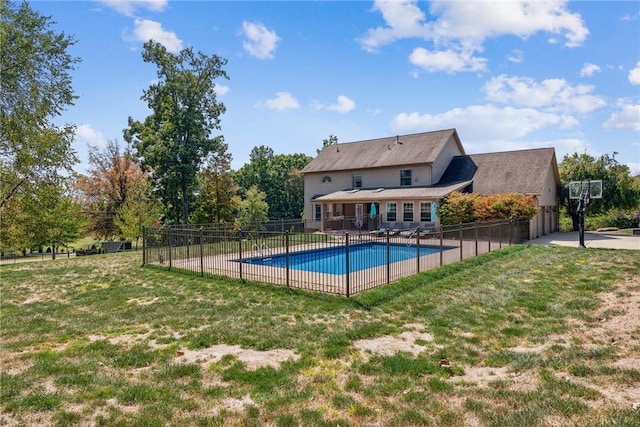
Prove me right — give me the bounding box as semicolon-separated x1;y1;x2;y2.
577;192;587;248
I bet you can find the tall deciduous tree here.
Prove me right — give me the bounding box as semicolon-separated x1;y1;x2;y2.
76;140;146;239
234;146;310;219
237;185;269;227
559;152;639;230
115;178;162;250
0;0;80;208
124;41;229;225
192;142;239;224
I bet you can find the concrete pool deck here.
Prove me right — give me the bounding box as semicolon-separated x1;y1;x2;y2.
529;231;639;250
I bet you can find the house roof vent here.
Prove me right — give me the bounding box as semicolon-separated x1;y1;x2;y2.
396;135;401;144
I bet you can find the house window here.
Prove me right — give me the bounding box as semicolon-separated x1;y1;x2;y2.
400;170;412;186
322;176;332;183
334;204;343;216
352;174;362;189
420;202;431;222
386;202;397;222
403;202;414;222
314;204;321;221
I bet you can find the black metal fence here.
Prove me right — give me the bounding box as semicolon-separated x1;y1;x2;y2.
142;219;529;297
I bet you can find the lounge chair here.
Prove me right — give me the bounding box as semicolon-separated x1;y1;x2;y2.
390;223;403;235
369;222;390;236
401;223;420;238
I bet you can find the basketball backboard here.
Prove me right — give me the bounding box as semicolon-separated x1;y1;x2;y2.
569;180;603;199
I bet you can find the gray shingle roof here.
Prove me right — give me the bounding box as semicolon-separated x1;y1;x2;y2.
457;148;559;196
301;129;463;173
313;181;473;202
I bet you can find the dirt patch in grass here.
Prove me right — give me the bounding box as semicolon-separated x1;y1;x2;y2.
175;344;299;370
353;325;438;360
453;276;640;408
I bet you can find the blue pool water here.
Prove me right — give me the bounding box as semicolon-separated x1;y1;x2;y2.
239;242;444;275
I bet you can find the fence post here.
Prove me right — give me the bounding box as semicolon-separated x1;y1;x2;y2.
345;233;350;298
168;227;172;270
238;229;243;280
459;223;463;261
416;226;420;274
386;229;391;284
475;222;478;256
499;222;502;249
142;226;146;265
489;223;492;252
285;231;290;287
439;226;444;266
200;228;204;277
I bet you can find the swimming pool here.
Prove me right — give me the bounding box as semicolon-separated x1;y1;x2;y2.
238;242;444;275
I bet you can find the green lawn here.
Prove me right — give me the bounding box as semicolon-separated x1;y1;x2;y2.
1;245;639;426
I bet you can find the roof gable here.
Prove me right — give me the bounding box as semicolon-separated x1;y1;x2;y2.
466;148;559;195
301;129;464;173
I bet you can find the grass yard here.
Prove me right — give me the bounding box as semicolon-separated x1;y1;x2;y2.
1;244;639;426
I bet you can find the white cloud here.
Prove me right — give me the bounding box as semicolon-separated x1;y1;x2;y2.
507;49;524;64
484;75;606;114
75;124;107;148
392;105;586;155
629;61;640;85
409;47;487;73
604;101;640;131
241;21;280;60
392;104;568;140
265;92;299;110
214;84;230;96
359;0;430;53
317;95;356;114
359;0;588;74
99;0;168;17
580;63;601;77
132;19;183;53
427;0;589;47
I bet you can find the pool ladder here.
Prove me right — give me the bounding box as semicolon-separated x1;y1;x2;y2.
252;242;272;259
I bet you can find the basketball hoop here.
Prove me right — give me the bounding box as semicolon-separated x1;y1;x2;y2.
568;180;603;248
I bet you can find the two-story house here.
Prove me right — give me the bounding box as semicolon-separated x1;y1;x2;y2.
301;128;559;240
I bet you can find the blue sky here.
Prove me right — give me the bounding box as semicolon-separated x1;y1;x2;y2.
32;0;640;176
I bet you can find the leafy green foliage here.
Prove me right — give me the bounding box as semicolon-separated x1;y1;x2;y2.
559;152;640;230
236;185;269;226
3;182;84;257
233;146;311;220
191;143;239;224
125;41;229;224
0;0;80;209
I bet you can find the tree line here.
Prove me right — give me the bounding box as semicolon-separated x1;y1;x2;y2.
1;1;638;256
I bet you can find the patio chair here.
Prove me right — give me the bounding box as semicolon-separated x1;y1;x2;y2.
390;223;403;235
401;223;421;238
369;222;390;237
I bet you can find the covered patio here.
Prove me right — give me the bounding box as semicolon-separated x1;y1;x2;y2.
309;181;472;233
